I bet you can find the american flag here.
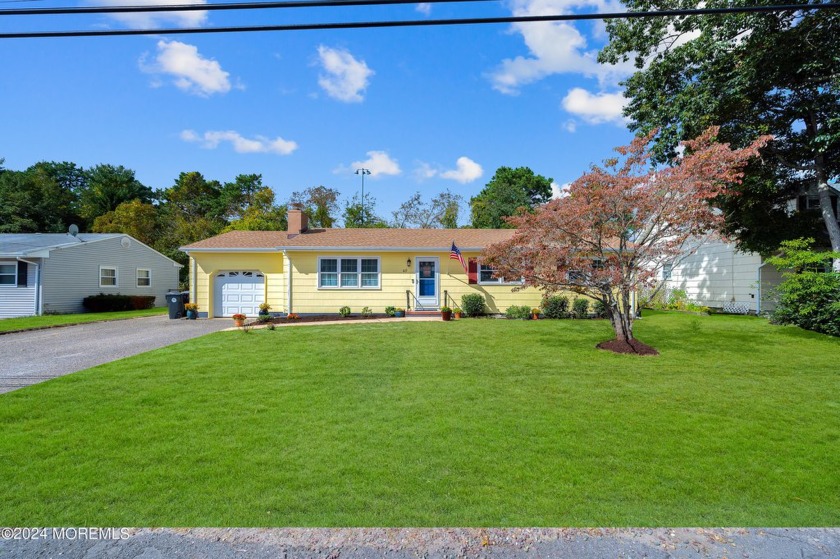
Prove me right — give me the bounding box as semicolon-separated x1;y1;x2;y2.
450;242;467;272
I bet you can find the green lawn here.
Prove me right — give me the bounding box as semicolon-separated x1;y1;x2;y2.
0;307;167;333
1;312;838;526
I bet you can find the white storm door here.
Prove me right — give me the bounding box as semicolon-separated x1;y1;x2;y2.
415;257;439;309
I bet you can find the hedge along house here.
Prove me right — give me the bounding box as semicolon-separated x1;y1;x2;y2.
0;232;182;318
181;209;543;318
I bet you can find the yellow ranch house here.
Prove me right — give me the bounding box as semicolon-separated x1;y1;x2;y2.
181;209;542;318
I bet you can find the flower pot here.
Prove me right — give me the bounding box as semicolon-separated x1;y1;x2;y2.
532;313;539;320
454;311;462;319
186;310;197;320
394;310;405;318
233;319;245;327
441;311;452;321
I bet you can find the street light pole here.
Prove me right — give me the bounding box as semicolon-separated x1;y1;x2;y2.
355;168;371;225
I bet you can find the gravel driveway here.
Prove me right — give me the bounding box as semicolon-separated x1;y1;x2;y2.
0;316;230;394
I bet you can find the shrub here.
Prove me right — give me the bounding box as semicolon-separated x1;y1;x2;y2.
339;306;351;317
361;306;373;318
257;314;272;323
505;305;532;320
572;298;590;318
384;306;396;317
82;293;155;313
592;299;609;318
767;239;840;337
541;295;569;319
266;323;276;331
461;293;487;317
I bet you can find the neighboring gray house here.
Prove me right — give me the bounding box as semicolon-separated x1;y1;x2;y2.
0;232;182;318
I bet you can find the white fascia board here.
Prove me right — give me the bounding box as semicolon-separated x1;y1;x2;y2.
0;249;51;258
181;247;282;253
282;246;486;252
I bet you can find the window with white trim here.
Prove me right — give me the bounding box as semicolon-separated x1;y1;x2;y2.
319;257;380;288
478;263;523;285
136;268;151;287
100;266;117;288
0;263;15;286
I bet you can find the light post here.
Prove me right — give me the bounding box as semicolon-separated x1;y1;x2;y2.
355;168;371;225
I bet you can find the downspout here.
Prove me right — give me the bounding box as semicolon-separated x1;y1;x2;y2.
17;258;41;315
191;256;197;306
283;250;291;314
756;261;770;315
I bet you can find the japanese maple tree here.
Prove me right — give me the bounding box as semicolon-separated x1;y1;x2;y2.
483;127;770;352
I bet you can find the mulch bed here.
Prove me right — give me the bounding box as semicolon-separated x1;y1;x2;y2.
258;314;394;325
596;339;659;356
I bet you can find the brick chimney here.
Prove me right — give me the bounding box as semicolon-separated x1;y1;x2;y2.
287;205;309;234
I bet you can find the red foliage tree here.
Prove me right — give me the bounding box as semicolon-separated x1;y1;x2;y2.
483;127;771;352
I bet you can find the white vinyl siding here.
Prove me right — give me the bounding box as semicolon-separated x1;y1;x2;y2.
0;260;38;318
318;257;380;289
99;266;117;288
136;268;151;287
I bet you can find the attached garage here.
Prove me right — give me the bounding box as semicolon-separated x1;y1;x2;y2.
214;271;265;317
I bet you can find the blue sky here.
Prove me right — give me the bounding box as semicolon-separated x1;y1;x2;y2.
1;0;637;224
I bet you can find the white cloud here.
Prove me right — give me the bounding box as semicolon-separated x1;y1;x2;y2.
316;45;374;103
93;0;207;28
440;157;484;184
416;2;432;14
551;181;571;198
561;87;627;125
348;151;401;177
142;40;231;96
488;0;633;95
181;129;298;155
414;162;438;180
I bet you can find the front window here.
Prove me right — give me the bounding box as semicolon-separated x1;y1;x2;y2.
319;257;380;289
0;263;15;286
478;263;523;285
136;268;151;287
100;266;117;288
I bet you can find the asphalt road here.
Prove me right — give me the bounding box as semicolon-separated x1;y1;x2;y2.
0;316;230;394
1;528;838;559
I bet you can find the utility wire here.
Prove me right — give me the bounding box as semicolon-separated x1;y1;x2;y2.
1;2;838;38
0;0;492;16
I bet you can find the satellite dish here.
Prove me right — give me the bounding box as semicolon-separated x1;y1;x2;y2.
68;224;79;237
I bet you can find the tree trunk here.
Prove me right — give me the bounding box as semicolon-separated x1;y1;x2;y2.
806;113;840;272
608;306;634;342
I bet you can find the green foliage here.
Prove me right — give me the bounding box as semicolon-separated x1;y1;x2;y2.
572;298;590;318
599;5;840;254
768;239;840;337
505;305;532;320
592;299;609;319
460;293;486;317
361;306;373;318
384;306;396;317
541;295;570;319
80;165;152;226
470;166;553;229
82;294;156;312
92;200;160;246
289;185;340;228
343;194;388;228
391;190;463;228
338;306;351;317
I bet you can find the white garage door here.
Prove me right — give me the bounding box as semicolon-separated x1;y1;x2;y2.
214;271;265;317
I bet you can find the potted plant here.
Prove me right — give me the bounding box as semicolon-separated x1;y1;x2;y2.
184;303;198;320
454;309;462;319
441;306;453;321
258;302;271;317
394;307;405;318
531;308;541;320
232;313;246;327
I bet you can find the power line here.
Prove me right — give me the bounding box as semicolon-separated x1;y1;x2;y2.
1;2;838;38
0;0;492;16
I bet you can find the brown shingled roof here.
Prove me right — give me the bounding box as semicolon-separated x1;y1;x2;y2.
181;228;517;251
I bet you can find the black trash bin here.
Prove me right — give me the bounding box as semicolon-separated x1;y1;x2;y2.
166;290;185;319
